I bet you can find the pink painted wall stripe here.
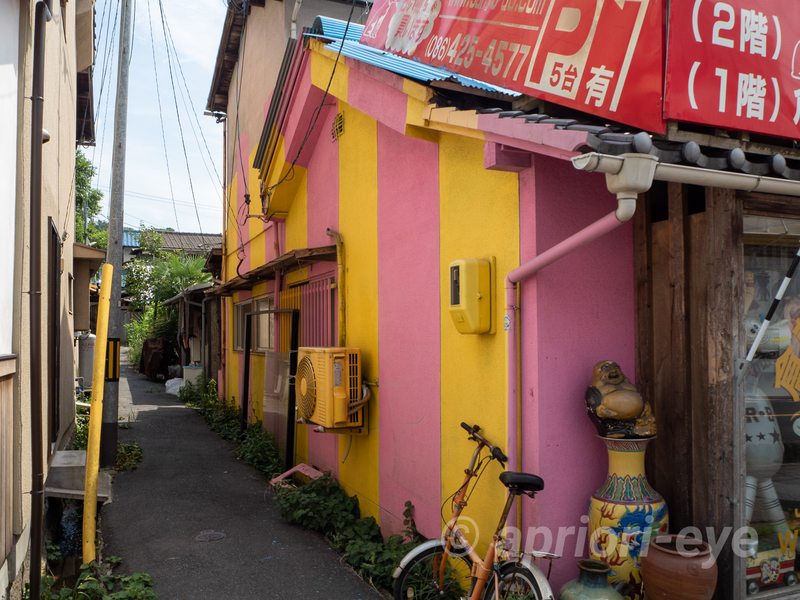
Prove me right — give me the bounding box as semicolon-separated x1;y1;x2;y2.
376;122;441;538
519;155;635;590
305;109;341;476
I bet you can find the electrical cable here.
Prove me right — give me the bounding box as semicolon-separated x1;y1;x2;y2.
146;0;180;230
225;0;251;252
129;0;137;65
77;0;112;147
262;0;358;205
231;0;250;199
91;0;121;184
157;0;204;233
96;185;221;212
159;15;224;193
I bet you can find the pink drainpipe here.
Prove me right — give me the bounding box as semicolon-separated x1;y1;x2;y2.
505;153;659;480
505;212;629;474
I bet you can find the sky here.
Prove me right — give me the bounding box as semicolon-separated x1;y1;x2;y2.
86;0;228;234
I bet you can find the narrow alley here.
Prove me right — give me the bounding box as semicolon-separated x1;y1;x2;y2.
100;353;382;600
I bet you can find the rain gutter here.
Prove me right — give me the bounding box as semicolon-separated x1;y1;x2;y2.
29;1;53;597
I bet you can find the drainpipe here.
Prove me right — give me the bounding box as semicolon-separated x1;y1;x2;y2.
202;297;214;374
29;0;53;597
505;154;658;499
274;222;281;348
327;229;346;347
290;0;303;39
573;152;800;197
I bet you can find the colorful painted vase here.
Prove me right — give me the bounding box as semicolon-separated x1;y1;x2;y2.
559;559;625;600
588;437;668;600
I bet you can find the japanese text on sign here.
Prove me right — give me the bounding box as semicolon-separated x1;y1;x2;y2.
360;0;665;133
665;0;800;139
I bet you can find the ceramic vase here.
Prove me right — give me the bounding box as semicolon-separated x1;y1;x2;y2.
587;437;668;600
559;559;625;600
640;534;718;600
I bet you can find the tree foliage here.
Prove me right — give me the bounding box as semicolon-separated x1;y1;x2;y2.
125;227;211;310
75;149;108;248
124;226;211;366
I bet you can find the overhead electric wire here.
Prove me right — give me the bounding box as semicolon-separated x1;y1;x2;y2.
231;0;250;202
91;0;121;187
77;0;112;148
129;0;137;65
263;0;358;201
146;0;180;231
225;0;250;264
159;13;224;193
97;185;221;212
157;0;204;233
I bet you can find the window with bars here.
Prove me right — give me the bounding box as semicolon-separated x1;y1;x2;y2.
279;278;335;351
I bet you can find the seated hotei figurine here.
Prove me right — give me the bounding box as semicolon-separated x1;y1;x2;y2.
585;361;657;439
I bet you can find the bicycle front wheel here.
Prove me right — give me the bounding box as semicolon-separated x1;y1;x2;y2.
393;545;474;600
481;561;547;600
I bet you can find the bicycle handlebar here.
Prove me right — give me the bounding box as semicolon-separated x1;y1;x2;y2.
460;422;508;467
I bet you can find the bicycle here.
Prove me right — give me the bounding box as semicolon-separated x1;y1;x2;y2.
392;422;559;600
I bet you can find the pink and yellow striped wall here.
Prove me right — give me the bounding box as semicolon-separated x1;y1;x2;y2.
222;39;635;589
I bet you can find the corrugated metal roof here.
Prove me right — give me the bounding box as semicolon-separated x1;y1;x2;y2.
122;230;222;251
310;16;364;41
159;232;222;251
321;38;521;98
123;230;138;247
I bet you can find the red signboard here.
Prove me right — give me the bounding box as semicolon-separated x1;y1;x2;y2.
665;0;800;140
359;0;666;133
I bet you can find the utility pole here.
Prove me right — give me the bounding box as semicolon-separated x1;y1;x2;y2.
101;0;133;467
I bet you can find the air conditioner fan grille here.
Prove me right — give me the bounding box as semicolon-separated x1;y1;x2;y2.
297;356;316;419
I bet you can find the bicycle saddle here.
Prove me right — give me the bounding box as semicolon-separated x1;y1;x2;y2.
499;471;544;495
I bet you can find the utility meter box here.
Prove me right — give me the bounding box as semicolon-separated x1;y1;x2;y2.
448;258;493;334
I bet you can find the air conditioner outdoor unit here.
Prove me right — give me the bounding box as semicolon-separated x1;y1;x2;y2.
296;347;363;429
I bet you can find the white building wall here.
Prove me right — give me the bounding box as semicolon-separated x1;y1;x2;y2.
0;0;20;357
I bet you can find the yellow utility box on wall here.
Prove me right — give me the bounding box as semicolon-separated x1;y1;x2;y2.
448;258;493;334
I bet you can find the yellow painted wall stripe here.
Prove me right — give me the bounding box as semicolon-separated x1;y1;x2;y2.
438;133;519;554
336;99;380;523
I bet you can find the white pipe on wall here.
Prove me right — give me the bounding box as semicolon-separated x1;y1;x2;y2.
572;152;800;197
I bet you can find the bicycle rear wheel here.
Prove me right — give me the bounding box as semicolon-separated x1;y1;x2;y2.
481;561;547;600
393;545;474;600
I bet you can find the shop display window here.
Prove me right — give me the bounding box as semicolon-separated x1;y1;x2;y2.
743;215;800;595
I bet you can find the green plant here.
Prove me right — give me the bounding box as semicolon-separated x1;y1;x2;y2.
28;562;158;600
116;441;143;471
71;404;90;451
124;305;178;368
182;379;241;443
45;540;62;563
236;422;283;479
107;556;124;568
275;475;423;590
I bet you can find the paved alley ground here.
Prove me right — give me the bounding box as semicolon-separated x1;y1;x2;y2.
101;353;383;600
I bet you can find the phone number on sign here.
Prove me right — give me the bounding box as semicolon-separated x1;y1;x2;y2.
425;34;532;81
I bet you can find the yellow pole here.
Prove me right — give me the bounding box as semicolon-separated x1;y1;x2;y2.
82;264;113;564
